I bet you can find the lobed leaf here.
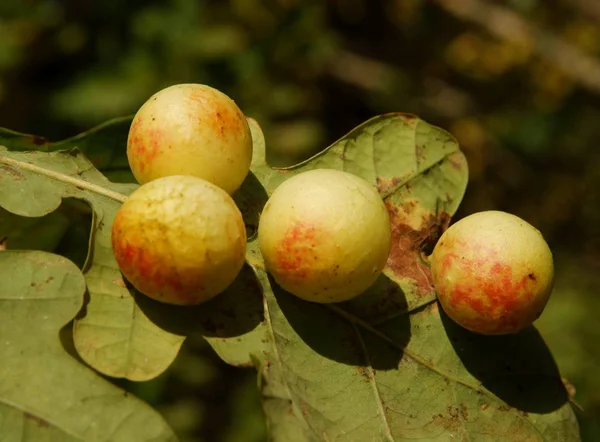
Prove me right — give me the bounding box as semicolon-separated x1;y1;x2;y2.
0;140;182;381
0;117;135;182
0;250;177;441
233;115;579;441
0;119;269;381
0;113;580;441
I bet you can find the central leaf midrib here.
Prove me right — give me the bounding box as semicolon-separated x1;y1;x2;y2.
261;291;318;439
0;152;128;204
354;323;394;441
326;304;547;440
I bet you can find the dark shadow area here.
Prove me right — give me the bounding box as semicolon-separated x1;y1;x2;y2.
72;286;91;320
271;272;410;370
0;198;92;270
111;330;261;442
134;263;264;338
440;306;568;414
341;271;410;324
59;320;88;365
54;198;93;269
232;172;269;242
52;116;134;173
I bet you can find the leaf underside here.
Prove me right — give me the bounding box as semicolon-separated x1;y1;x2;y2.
0;114;580;441
0;251;177;441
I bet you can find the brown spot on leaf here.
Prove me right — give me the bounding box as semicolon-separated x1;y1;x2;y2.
376;174;410;195
448;153;465;171
25;412;50;428
432;405;467;432
448;406;459;420
0;237;6;251
480;403;489;411
30;276;55;291
416;145;427;162
356;366;370;379
1;166;24;180
398;113;418;121
298;400;310;418
459;403;468;420
385;201;450;298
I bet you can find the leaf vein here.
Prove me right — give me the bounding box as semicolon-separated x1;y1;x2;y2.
326;304;546;437
354;324;394;441
0;152;128;203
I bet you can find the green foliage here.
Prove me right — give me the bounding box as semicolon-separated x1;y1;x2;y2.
0;144;187;381
0;251;176;441
0;113;580;440
0;0;598;439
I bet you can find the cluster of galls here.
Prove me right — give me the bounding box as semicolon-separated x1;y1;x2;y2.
112;84;554;336
112;84;392;307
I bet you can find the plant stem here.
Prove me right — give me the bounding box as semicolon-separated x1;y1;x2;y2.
0;154;128;204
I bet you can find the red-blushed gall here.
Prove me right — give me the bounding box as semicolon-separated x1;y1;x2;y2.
430;210;554;335
127;83;252;194
111;175;246;305
258;169;392;303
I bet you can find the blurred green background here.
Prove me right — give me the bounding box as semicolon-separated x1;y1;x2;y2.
1;0;599;440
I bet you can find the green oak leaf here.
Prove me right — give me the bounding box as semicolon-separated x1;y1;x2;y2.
0;250;177;441
0;116;135;182
231;115;579;441
0;113;580;441
0;143;182;381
